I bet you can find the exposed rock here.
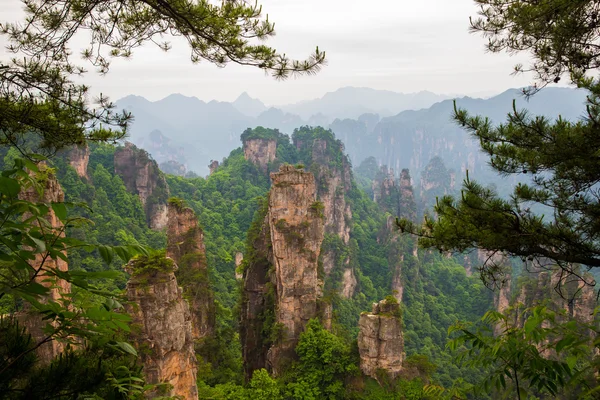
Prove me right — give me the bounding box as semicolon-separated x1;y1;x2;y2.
341;268;358;299
240;212;272;381
372;166;396;205
114;142;170;230
398;169;416;221
235;252;244;280
166;202;215;340
17;167;69;364
243;138;277;171
68;145;89;179
208;160;219;175
267;165;325;374
358;299;405;381
125;256;198;400
241;165;325;378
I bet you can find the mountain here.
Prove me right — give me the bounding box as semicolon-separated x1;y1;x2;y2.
232;92;267;117
330;87;588;194
280;87;452;120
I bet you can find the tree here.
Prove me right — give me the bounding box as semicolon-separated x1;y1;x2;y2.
395;1;600;396
398;0;600;287
0;0;325;156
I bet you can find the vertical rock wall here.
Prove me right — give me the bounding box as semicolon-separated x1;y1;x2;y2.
243;138;277;171
358;299;405;381
166;202;215;340
114;142;170;230
18;168;70;364
125;256;198;400
266;165;325;374
241;165;325;378
68;145;90;179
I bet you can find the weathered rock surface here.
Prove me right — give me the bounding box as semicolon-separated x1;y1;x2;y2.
241;165;326;379
208;160;219;175
68;145;90;179
18;168;69;364
166;202;215;340
114;142;170;229
243;138;277;171
125;257;198;400
358;299;405;381
296;136;356;297
267;165;325;373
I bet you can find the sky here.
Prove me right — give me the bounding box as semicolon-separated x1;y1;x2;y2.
0;0;537;105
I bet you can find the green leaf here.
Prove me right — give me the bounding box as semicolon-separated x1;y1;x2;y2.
98;245;114;265
51;202;68;221
0;177;20;197
115;341;137;356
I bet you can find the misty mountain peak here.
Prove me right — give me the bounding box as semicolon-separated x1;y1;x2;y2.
232;92;267;117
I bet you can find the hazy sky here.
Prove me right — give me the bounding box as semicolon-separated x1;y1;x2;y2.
1;0;537;105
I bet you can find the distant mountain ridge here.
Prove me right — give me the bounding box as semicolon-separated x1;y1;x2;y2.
115;87;452;174
279;87;453;119
116;86;584;177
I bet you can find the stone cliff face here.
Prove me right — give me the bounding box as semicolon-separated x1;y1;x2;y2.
372;166;396;206
125;256;198;400
114;142;170;230
267;165;326;373
243;138;277;171
166;202;215;340
68;145;89;179
208;160;219;175
241;165;325;378
494;268;597;335
18;167;70;364
358;299;405;381
398;169;416;221
297;136;356;297
371;166;417;222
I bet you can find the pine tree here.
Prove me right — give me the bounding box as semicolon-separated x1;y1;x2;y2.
398;0;600;287
0;0;325;156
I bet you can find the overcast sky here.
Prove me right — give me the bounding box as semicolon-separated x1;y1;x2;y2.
1;0;537;105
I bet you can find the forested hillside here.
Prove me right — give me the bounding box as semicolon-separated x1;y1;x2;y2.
0;127;496;398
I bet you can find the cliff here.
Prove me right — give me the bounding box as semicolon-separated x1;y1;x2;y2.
166;201;215;340
114;142;170;229
358;299;405;381
68;145;89;179
18;166;70;364
241;164;325;378
243;138;277;171
294;130;356;297
124;255;198;400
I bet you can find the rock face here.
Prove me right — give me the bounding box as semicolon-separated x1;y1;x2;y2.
243;138;277;171
68;145;89;179
295;135;356;297
241;165;325;378
18;167;70;364
371;166;416;222
114;142;170;230
125;256;198;400
166;202;215;340
208;160;219;175
358;299;405;381
398;169;416;221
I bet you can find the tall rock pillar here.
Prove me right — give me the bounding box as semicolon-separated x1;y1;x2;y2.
125;255;198;400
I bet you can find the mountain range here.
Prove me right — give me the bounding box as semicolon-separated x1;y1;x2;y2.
115;86;587;177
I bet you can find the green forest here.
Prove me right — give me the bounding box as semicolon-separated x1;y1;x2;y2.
2;1;600;400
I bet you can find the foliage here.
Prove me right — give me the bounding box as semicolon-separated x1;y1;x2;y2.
0;0;325;156
287;319;358;400
0;317;148;400
447;305;598;399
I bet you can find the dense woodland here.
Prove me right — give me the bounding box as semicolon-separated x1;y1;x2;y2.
2;0;600;399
